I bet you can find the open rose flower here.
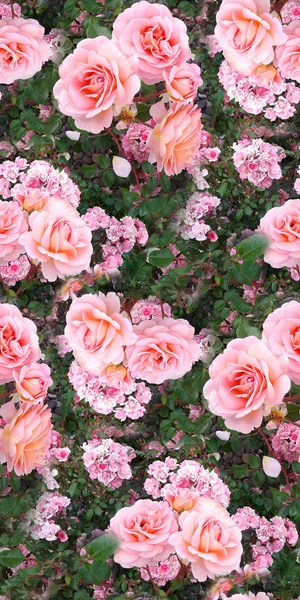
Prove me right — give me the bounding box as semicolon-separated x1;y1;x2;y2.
19;208;93;282
13;362;53;404
169;499;243;581
125;317;201;384
164;63;203;104
162;485;202;512
215;0;287;76
112;0;191;85
147;102;202;176
0;304;40;384
109;499;178;567
262;301;300;385
65;292;137;375
53;37;140;133
203;336;290;433
0;200;28;265
276;21;300;83
0;401;52;475
259;199;300;268
0;17;51;84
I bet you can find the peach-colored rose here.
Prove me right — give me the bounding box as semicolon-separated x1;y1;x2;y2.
162;485;202;512
65;292;137;375
109;499;178;567
203;336;290;434
100;364;133;389
53;37;140;134
125;317;201;384
19;208;93;282
262;301;300;385
13;362;53;404
0;401;52;475
276;21;300;83
230;594;270;600
112;1;191;85
147;102;202;176
215;0;287;76
0;303;40;384
14;188;49;212
259;199;300;268
252;64;282;88
169;499;243;581
0;17;50;84
164;63;203;104
0;200;28;265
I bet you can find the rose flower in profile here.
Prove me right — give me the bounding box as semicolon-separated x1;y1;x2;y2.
13;362;53;404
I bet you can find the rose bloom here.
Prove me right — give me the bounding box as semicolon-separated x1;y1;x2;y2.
230;594;270;600
259;199;300;268
100;364;133;389
112;0;191;85
53;37;140;134
65;292;137;375
0;200;28;265
13;362;53;404
19;208;93;282
215;0;287;76
109;499;178;568
203;336;290;434
163;62;203;104
0;17;50;84
163;485;202;512
252;64;282;88
262;301;300;385
169;499;243;582
14;188;54;213
147;102;202;176
125;317;201;384
0;401;52;476
0;303;40;384
276;21;300;83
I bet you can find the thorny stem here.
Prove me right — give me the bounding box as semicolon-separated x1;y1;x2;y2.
134;90;164;102
258;427;291;492
108;127;141;193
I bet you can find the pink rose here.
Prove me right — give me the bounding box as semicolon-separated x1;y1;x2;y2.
53;37;140;133
252;64;282;88
147;102;202;175
0;201;28;265
230;595;270;600
65;292;137;375
125;317;201;384
162;485;202;512
14;187;49;212
203;336;290;433
19;208;93;282
262;301;300;385
259;199;300;268
109;499;178;567
14;362;53;404
276;21;300;83
0;17;50;84
0;401;52;475
169;499;243;581
112;1;191;85
163;62;203;104
0;303;40;384
215;0;287;75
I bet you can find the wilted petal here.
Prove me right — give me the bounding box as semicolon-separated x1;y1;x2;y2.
113;156;131;178
66;130;81;141
262;456;281;478
216;430;231;441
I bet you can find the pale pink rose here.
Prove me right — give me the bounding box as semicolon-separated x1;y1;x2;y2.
262;301;300;385
53;37;140;134
0;303;40;384
0;201;28;265
14;188;49;212
215;0;287;76
100;364;133;389
65;292;137;375
0;17;50;84
259;199;300;268
109;499;178;567
19;209;93;282
163;486;202;512
203;336;290;434
276;21;300;83
0;401;52;476
230;594;270;600
147;102;202;176
163;62;202;104
13;362;53;404
112;0;191;85
252;64;282;88
125;317;201;384
169;499;243;581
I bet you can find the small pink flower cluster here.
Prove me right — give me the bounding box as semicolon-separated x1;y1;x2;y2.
179;192;220;242
68;360;152;421
26;492;70;542
82;437;135;488
271;421;300;463
11;545;37;575
232;138;286;188
121;121;152;163
281;0;300;23
0;0;21;17
0;254;31;286
194;328;217;363
130;296;172;324
140;554;181;586
37;430;71;490
294;165;300;193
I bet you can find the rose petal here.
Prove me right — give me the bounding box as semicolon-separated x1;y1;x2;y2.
112;156;131;178
216;430;231;441
262;456;282;478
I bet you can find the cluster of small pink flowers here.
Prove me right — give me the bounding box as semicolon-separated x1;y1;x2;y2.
44;28;66;63
281;0;300;23
25;492;70;542
11;545;37;575
0;255;31;286
144;459;231;508
37;430;71;490
82;437;135;489
93;580;114;600
242;281;265;305
68;360;152;421
0;0;21;18
179;192;220;242
294;165;300;194
205;34;222;57
121;121;152;163
232;138;286;189
130;296;172;324
271;421;300;463
161;244;188;275
194;328;217;363
140;555;181;586
38;105;54;122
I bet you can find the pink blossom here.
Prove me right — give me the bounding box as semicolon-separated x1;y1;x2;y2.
232;138;285;188
82;437;135;488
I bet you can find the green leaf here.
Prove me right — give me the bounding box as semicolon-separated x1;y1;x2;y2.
231;464;249;478
81;0;110;15
270;488;290;507
235;318;261;339
235;234;269;262
136;103;150;122
0;548;24;568
246;455;261;469
0;496;28;517
148;248;174;268
86;534;119;562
